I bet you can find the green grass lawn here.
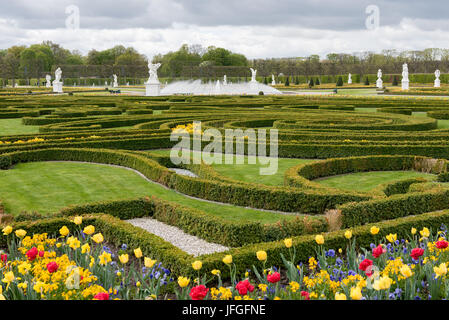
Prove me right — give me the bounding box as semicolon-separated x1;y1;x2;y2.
148;150;316;186
412;112;449;129
0;161;296;223
316;170;435;192
0;119;40;136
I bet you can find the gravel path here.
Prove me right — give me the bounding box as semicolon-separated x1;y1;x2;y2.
127;217;229;256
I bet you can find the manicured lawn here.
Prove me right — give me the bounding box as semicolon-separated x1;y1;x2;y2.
412;111;449;129
316;170;435;192
148;149;317;186
0;162;296;223
0;119;40;136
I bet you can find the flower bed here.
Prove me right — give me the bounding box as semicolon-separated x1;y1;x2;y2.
1;217;449;300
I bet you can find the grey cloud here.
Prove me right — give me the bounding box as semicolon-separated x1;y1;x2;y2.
0;0;448;30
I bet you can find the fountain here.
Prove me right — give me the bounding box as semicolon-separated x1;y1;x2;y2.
160;68;281;95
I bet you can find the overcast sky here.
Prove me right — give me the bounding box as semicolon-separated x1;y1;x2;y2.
1;0;449;59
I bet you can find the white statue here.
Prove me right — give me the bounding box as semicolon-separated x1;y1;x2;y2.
145;62;162;96
401;63;409;90
348;73;352;84
54;68;62;83
45;75;51;88
434;69;441;88
376;69;383;88
272;74;276;85
113;74;118;88
147;62;161;84
250;68;257;82
52;68;63;93
223;75;227;85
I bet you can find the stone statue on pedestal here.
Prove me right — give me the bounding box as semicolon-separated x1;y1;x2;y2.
401;63;409;90
434;69;441;88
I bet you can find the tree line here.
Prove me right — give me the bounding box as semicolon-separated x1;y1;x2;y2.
1;42;448;85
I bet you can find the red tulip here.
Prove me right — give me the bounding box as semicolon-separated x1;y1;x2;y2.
46;261;59;273
93;292;109;300
26;247;38;261
410;248;424;260
267;272;281;284
436;240;449;249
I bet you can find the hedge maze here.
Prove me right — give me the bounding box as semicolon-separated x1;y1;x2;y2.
2;93;449;276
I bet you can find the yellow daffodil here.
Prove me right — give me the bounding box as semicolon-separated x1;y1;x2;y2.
420;227;430;238
99;251;112;266
2;271;15;284
81;243;91;254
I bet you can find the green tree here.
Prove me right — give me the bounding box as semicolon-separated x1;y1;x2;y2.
336;76;344;86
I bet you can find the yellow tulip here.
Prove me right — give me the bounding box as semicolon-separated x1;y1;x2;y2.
344;230;352;240
91;233;104;244
373;276;392;290
434;263;448;278
222;255;233;265
119;254;129;264
400;264;413;278
350;286;362;300
192;260;202;270
78;242;89;254
411;228;417;235
386;233;397;243
370;226;380;235
83;225;95;235
144;257;157;268
315;235;324;245
2;225;12;236
211;269;221;276
59;226;69;237
256;251;267;261
134;248;143;259
335;292;347;300
284;238;293;248
178;276;190;288
73;216;83;225
15;229;26;238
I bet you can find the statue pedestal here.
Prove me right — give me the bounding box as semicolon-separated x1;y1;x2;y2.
113;82;118;88
271;81;276;86
402;80;409;90
376;79;383;88
249;80;258;94
348;79;352;84
46;82;51;88
53;82;63;93
434;79;441;88
145;82;161;96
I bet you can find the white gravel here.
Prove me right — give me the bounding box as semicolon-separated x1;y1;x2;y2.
126;217;229;257
168;168;198;178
